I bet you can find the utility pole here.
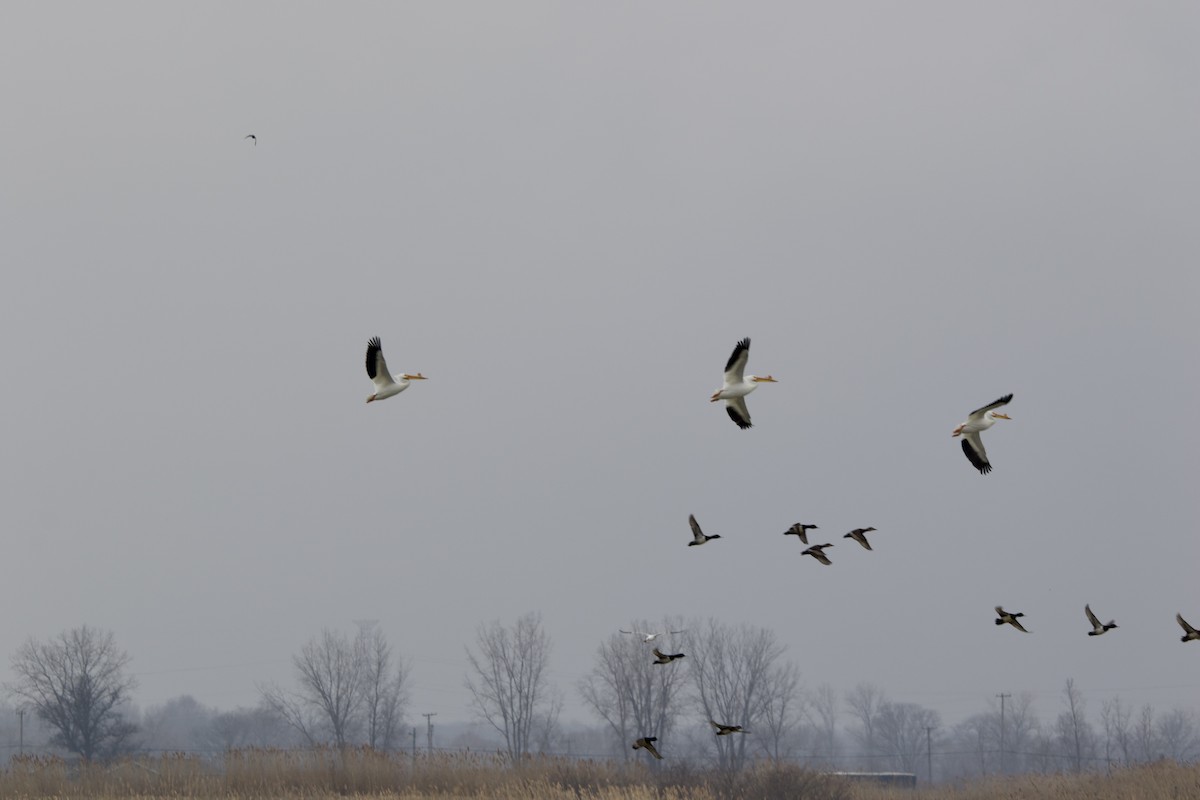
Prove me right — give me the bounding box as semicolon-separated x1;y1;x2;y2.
422;713;437;752
926;725;934;784
18;709;24;756
411;727;417;767
996;693;1011;775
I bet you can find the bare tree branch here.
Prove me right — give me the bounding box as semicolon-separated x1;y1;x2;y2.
6;625;137;761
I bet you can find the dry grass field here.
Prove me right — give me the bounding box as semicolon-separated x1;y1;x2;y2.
0;749;1195;799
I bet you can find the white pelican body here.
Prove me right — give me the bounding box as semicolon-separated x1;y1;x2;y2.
620;629;682;643
952;393;1013;474
365;336;426;403
710;338;776;429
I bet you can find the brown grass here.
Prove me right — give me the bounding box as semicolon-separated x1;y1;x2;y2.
0;750;1194;799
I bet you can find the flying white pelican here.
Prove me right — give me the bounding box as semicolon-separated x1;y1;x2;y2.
365;336;427;403
995;606;1029;633
710;720;749;736
784;523;817;544
1085;605;1117;636
801;543;833;565
619;629;685;643
651;647;685;664
843;527;877;551
952;394;1013;474
710;338;776;429
633;737;663;759
244;134;256;145
688;514;721;546
1178;613;1199;643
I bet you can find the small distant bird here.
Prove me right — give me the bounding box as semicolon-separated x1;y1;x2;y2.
688;514;721;546
652;647;685;665
244;134;256;145
784;523;817;544
952;394;1013;474
801;543;834;565
1178;613;1200;643
710;338;777;429
620;629;685;643
843;527;878;550
633;737;663;759
709;720;748;736
995;606;1029;633
1085;605;1117;636
365;337;427;403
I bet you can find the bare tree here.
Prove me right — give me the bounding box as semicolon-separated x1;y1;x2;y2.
1134;704;1160;762
1155;708;1198;762
808;683;840;767
140;695;215;753
686;619;794;772
7;625;138;761
258;626;409;751
356;626;409;750
204;705;295;751
845;682;885;770
578;619;686;759
875;701;940;777
1055;678;1096;773
755;660;804;763
464;612;559;763
1101;696;1132;767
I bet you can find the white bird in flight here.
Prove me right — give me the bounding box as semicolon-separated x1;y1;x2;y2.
620;629;686;643
952;394;1013;474
710;338;776;429
365;337;426;403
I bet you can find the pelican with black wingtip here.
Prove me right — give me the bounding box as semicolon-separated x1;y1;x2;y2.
952;394;1013;474
710;338;776;429
365;337;427;403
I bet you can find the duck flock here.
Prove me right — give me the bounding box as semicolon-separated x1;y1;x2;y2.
365;333;1197;761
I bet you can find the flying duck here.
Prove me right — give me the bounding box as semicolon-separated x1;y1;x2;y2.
801;544;834;565
709;720;749;736
1178;613;1200;643
688;515;721;546
784;523;817;544
843;527;877;550
633;737;663;759
652;647;685;665
1085;604;1117;636
995;606;1029;633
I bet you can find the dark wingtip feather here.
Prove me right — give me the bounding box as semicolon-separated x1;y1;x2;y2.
961;439;991;474
365;337;383;379
723;338;751;373
726;406;752;429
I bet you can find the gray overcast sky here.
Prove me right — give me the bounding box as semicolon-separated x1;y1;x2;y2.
2;3;1197;727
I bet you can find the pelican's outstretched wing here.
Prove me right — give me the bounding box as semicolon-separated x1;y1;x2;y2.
724;338;750;383
365;337;395;388
967;394;1014;422
962;432;991;474
726;396;752;429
